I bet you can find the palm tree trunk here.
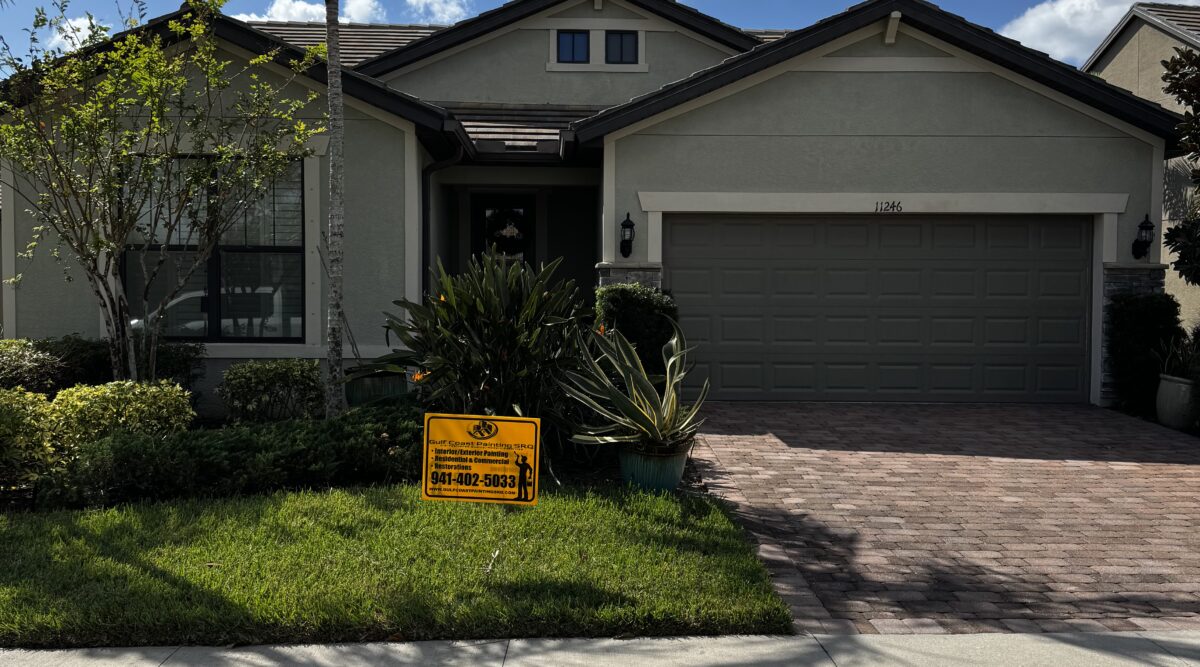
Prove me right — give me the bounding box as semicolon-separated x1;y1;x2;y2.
324;0;348;417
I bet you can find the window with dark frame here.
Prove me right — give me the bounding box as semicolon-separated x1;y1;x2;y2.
557;30;590;63
123;160;305;343
605;30;638;64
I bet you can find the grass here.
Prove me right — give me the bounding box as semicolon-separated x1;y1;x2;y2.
0;485;791;647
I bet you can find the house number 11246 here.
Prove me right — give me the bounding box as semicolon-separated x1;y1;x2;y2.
875;201;903;213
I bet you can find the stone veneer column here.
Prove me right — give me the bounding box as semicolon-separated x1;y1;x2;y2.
1102;264;1168;403
596;262;663;289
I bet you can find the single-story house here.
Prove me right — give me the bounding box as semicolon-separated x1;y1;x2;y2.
0;0;1182;405
1084;2;1198;327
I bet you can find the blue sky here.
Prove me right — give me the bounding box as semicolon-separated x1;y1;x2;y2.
1;0;1190;66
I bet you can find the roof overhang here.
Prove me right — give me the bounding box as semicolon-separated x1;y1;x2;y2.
570;0;1183;152
1083;3;1200;73
353;0;761;78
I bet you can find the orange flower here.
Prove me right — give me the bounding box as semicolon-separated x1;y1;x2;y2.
411;370;428;382
439;294;447;302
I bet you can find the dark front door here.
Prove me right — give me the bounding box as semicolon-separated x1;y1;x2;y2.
472;193;537;263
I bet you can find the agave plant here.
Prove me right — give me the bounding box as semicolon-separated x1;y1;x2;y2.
561;319;709;456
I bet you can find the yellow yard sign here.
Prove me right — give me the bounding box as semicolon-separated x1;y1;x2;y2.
422;413;540;506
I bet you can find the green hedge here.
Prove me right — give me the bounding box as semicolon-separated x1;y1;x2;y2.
218;359;323;422
37;400;422;509
0;389;52;491
48;381;195;450
0;335;206;394
1107;292;1184;416
595;283;679;374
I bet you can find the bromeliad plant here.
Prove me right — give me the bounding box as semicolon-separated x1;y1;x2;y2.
362;253;589;417
562;320;709;457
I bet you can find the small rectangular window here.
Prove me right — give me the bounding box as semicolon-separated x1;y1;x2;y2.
557;30;589;64
605;31;638;65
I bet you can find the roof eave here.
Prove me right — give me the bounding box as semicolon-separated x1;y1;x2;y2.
572;0;1182;149
353;0;760;78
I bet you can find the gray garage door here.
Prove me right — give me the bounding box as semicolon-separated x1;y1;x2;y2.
665;214;1092;402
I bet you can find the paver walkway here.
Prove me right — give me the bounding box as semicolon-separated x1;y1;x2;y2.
695;403;1200;636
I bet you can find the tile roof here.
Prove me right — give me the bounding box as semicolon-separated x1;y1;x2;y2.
440;103;602;152
248;21;445;66
1138;3;1200;39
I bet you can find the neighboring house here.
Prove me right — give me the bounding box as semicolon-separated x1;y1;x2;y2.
0;0;1181;406
1085;2;1198;326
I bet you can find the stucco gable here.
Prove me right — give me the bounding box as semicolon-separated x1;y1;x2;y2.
549;0;643;21
825;31;952;58
571;0;1180;149
353;0;759;77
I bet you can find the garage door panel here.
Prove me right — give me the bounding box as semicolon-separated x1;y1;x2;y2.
665;214;1091;402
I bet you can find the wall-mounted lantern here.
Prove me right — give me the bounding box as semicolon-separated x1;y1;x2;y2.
1132;215;1155;260
620;213;635;258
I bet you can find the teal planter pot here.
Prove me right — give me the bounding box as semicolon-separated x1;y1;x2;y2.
619;448;690;492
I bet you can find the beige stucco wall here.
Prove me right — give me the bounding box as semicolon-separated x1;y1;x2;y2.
380;1;732;107
1;43;412;360
610;31;1160;268
1090;20;1198;325
1090;20;1185;112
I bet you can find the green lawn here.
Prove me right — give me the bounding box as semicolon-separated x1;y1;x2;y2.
0;485;791;647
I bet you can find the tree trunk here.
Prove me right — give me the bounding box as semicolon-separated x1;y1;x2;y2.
324;0;348;417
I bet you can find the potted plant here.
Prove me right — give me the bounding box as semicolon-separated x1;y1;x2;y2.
561;320;709;492
1157;331;1200;430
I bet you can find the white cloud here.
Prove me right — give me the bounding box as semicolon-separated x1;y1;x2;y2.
47;16;107;51
403;0;470;24
1001;0;1200;65
233;0;385;23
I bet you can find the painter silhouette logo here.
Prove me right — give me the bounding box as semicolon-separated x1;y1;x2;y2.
468;419;499;441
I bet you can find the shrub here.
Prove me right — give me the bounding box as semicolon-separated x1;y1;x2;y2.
37;400;422;508
595;283;679;374
1107;292;1184;416
366;253;589;417
0;340;65;394
48;381;195;450
27;335;206;392
218;359;323;422
0;388;52;491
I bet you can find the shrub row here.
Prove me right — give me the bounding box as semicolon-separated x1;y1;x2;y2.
36;400;422;508
0;335;205;395
218;358;323;422
595;283;679;374
0;381;194;491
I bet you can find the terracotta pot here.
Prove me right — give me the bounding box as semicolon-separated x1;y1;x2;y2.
1156;374;1199;431
618;448;690;492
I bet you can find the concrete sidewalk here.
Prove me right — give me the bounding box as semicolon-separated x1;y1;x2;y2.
3;632;1200;666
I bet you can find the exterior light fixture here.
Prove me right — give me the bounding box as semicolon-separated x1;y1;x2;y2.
620;213;635;258
1132;215;1155;260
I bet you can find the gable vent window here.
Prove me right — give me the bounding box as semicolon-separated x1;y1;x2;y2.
557;30;590;63
605;31;638;64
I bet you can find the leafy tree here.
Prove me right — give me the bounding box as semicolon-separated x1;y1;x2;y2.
0;0;320;380
1163;48;1200;285
323;0;347;417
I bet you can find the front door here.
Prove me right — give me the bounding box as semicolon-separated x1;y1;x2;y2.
471;193;537;263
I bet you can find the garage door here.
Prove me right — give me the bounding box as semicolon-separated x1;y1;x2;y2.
665;215;1092;402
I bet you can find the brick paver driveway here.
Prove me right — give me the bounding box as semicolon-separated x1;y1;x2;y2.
695;403;1200;635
